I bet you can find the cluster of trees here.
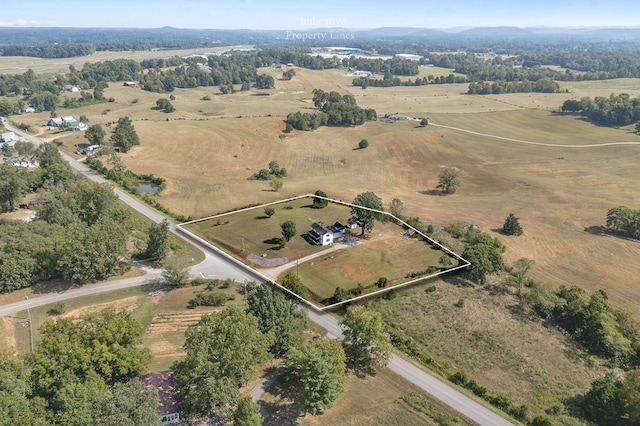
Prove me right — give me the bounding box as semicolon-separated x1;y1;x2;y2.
282;69;296;80
154;98;175;113
342;56;420;76
0;144;145;291
523;285;640;366
561;93;640;126
467;78;560;94
0;309;158;425
521;50;640;79
85;117;140;153
285;89;376;131
580;369;640;425
172;285;306;421
352;73;466;88
606;205;640;238
250;160;287;180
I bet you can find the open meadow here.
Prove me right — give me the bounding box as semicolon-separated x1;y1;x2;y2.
5;51;640;423
13;66;640;316
367;278;612;424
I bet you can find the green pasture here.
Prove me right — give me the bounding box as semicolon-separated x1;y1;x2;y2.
185;197;354;262
290;228;446;302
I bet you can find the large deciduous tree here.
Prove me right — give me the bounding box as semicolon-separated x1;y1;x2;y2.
281;220;296;243
0;164;28;211
247;284;306;356
437;168;461;194
287;338;346;416
29;309;151;401
145;219;169;263
254;74;275;89
312;190;329;209
341;305;391;373
619;368;640;423
351;191;384;236
172;306;271;420
111;116;140;153
84;124;106;146
461;232;505;284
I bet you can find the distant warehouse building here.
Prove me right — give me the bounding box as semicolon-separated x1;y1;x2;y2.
395;53;423;61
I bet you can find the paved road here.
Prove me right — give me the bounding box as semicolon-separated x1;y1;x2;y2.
2;121;513;426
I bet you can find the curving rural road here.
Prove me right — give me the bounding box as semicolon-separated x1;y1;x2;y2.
2;120;513;425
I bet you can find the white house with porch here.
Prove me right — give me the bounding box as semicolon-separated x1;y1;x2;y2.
308;222;346;246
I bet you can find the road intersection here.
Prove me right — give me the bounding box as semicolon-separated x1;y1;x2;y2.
1;121;512;425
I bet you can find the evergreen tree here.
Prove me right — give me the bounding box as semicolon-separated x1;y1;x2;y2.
502;213;523;236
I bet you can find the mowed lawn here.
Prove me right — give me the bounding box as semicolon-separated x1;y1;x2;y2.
292;223;446;302
185;197;354;262
186;198;447;303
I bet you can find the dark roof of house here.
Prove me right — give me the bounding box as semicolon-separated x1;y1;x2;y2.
141;370;180;416
310;222;330;235
327;222;345;234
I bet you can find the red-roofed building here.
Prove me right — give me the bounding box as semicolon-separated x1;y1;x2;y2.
141;370;182;425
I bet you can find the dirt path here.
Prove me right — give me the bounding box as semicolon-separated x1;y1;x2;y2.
430;122;640;148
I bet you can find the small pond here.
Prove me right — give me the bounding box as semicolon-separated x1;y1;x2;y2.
136;182;160;194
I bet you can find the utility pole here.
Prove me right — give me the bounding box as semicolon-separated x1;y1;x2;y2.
243;280;248;306
25;294;33;353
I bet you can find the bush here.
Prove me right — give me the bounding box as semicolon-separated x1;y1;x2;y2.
358;139;369;149
47;302;66;316
187;292;235;308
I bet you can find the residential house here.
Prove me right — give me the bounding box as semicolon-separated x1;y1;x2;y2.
352;70;372;77
387;114;408;120
12;158;39;168
69;121;87;131
64;85;80;92
61;116;76;124
141;371;182;426
47;117;64;127
308;222;346;246
1;132;17;143
123;81;137;87
23;106;36;113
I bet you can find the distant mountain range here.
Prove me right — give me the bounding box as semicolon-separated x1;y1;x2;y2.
1;26;640;51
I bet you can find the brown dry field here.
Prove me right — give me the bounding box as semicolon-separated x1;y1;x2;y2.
9;66;640;320
368;280;611;423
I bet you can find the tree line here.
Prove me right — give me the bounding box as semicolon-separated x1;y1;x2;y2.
467;78;560;94
352;73;467;88
561;93;640;127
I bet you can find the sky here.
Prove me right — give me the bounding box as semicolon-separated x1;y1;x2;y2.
1;0;640;30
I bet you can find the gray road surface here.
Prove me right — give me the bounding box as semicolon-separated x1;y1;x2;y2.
1;121;513;426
